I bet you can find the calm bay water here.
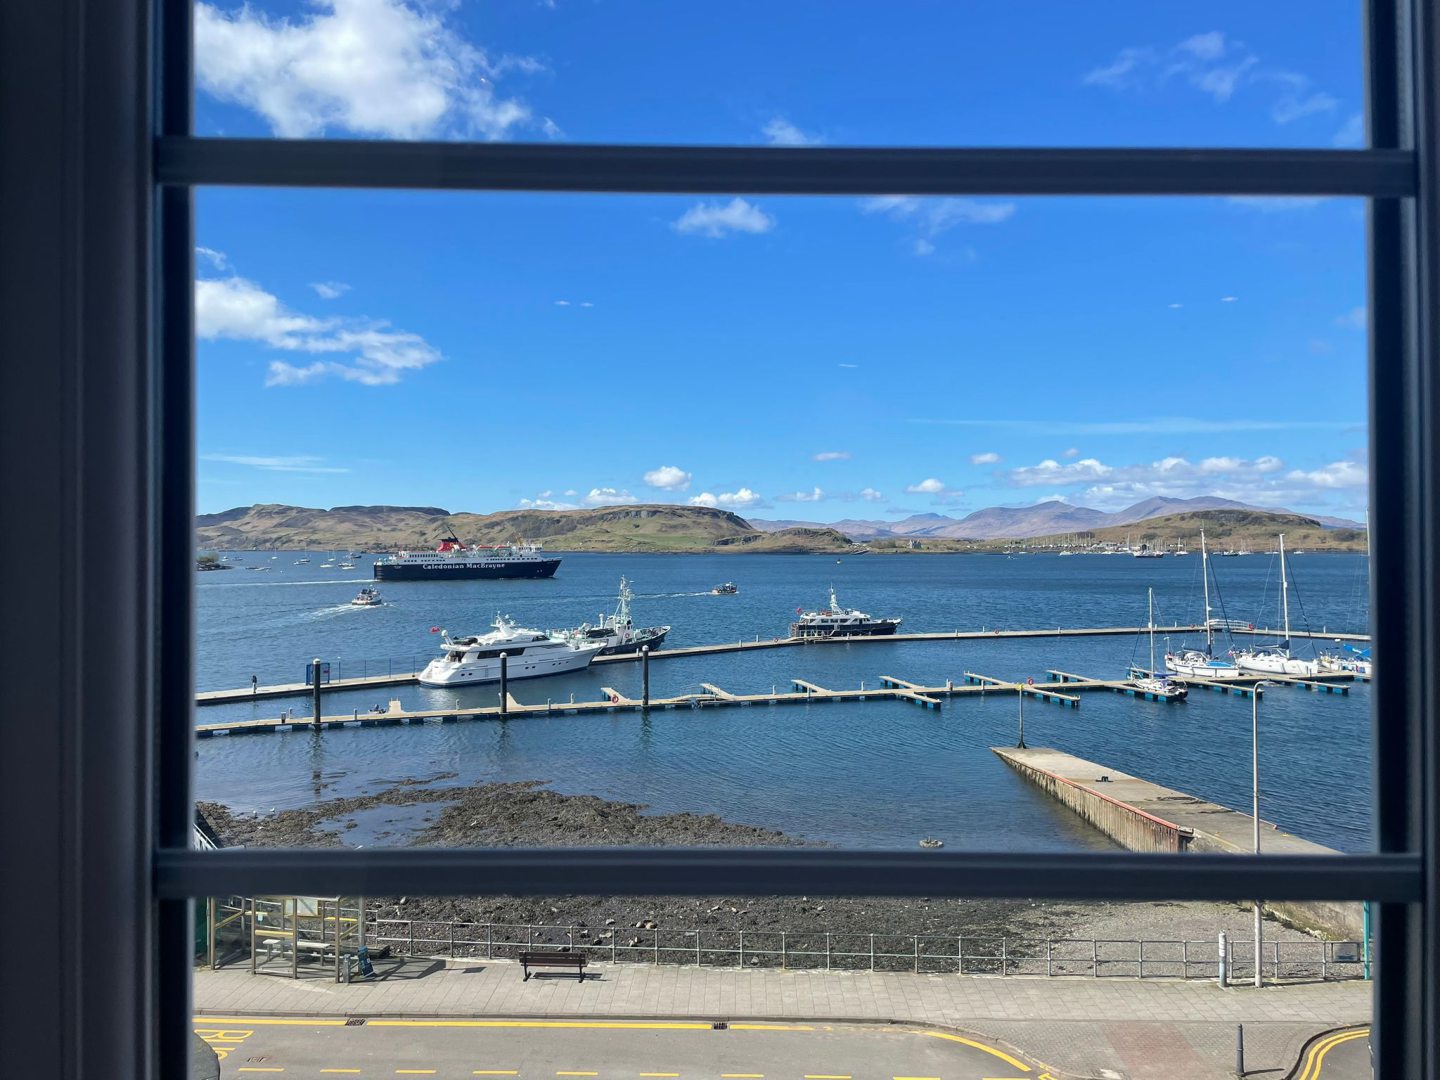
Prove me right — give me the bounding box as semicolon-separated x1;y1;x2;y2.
196;551;1373;852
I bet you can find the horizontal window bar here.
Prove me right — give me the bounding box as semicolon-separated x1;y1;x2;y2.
156;138;1416;197
155;848;1420;902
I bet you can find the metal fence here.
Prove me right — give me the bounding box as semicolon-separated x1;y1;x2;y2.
366;917;1369;981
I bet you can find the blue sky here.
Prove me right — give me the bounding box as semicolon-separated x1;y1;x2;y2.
194;1;1370;522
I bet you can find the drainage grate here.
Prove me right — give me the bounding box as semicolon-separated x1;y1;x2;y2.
711;1022;728;1030
345;1017;367;1026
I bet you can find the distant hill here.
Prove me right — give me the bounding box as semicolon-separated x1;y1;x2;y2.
754;496;1364;540
195;503;852;554
1019;509;1366;552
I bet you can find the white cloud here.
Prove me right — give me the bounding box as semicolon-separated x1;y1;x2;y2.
905;478;947;494
864;196;1014;256
1333;113;1365;148
200;453;349;473
1005;453;1368;514
643;465;692;491
196;246;228;269
838;362;859;369
310;281;349;299
1221;295;1238;302
562;489;578;497
580;301;594;308
195;0;540;140
519;495;577;511
970;452;1001;465
1085;32;1341;124
1335;306;1367;331
909;416;1358;436
554;299;571;306
1063;448;1080;458
672;198;775;238
689;488;767;509
582;487;638;506
859;487;884;502
779;487;825;503
1225;196;1330;212
196;274;441;386
762;116;823;147
1168;302;1183;309
913;238;936;257
813;451;851;462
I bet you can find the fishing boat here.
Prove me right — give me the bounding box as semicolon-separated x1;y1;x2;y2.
1165;531;1244;679
1232;534;1320;676
711;582;738;595
791;588;901;638
350;586;381;607
565;577;670;656
1130;588;1188;700
418;617;603;686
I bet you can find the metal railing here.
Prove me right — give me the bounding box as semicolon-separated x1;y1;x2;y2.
365;917;1368;981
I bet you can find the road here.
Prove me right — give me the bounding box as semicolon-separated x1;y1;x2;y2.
194;1016;1054;1080
1297;1026;1371;1080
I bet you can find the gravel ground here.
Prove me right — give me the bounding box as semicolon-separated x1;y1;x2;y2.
198;780;1327;974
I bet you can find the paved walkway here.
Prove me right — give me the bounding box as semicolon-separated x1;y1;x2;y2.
194;961;1371;1079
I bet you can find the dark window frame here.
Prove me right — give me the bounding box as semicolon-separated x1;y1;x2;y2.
0;0;1434;1076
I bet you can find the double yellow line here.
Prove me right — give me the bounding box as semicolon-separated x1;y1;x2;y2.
1295;1026;1369;1080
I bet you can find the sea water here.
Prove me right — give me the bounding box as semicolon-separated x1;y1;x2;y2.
196;551;1373;852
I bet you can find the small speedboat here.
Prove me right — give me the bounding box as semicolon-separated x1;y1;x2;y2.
351;586;381;607
712;582;738;595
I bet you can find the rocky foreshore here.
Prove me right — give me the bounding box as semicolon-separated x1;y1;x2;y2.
197;780;1317;961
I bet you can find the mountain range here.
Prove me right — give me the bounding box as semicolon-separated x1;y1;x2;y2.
751;496;1364;541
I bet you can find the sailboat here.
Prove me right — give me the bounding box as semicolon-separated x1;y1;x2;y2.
1320;512;1373;677
1232;534;1320;676
1131;588;1188;700
1164;530;1244;679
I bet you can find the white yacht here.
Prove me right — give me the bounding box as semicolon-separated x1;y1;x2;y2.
1132;588;1188;700
791;589;901;638
418;616;604;686
1165;530;1244;680
1233;534;1320;676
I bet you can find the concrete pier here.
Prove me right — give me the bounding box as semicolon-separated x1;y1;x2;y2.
993;746;1363;940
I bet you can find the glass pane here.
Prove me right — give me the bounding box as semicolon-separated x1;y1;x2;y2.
192;1;1365;149
190;893;1374;1078
193;190;1372;867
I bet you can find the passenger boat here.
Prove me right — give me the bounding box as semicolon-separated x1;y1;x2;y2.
418;617;603;686
566;577;670;656
1165;530;1244;679
1232;534;1320;676
711;582;738;595
350;586;381;607
374;532;561;582
790;589;901;638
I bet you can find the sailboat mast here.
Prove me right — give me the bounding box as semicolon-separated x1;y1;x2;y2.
1149;586;1156;673
1279;533;1290;646
1201;529;1213;652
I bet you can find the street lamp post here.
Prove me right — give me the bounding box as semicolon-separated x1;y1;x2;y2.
1253;682;1263;988
1016;685;1026;749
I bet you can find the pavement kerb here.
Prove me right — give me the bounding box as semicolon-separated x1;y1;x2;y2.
1282;1023;1371;1080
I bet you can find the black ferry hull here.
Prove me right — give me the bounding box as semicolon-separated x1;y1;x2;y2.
598;628;670;656
374;558;561;581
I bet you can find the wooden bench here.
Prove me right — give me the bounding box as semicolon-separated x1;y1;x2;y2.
518;950;587;981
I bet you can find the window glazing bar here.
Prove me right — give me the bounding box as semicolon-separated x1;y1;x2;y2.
155;848;1420;903
155;138;1416;197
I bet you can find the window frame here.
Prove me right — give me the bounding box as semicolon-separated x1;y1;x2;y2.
0;0;1433;1076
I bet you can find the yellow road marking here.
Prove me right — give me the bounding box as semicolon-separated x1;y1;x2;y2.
729;1024;814;1031
1298;1027;1369;1080
320;1072;361;1075
473;1074;520;1077
238;1071;285;1074
919;1031;1032;1072
640;1075;681;1077
191;1025;348;1031
396;1073;437;1076
367;1020;711;1030
805;1075;852;1078
556;1074;598;1077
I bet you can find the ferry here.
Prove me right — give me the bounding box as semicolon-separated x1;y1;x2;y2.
790;588;901;638
374;532;561;582
418;617;603;686
566;577;670;656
